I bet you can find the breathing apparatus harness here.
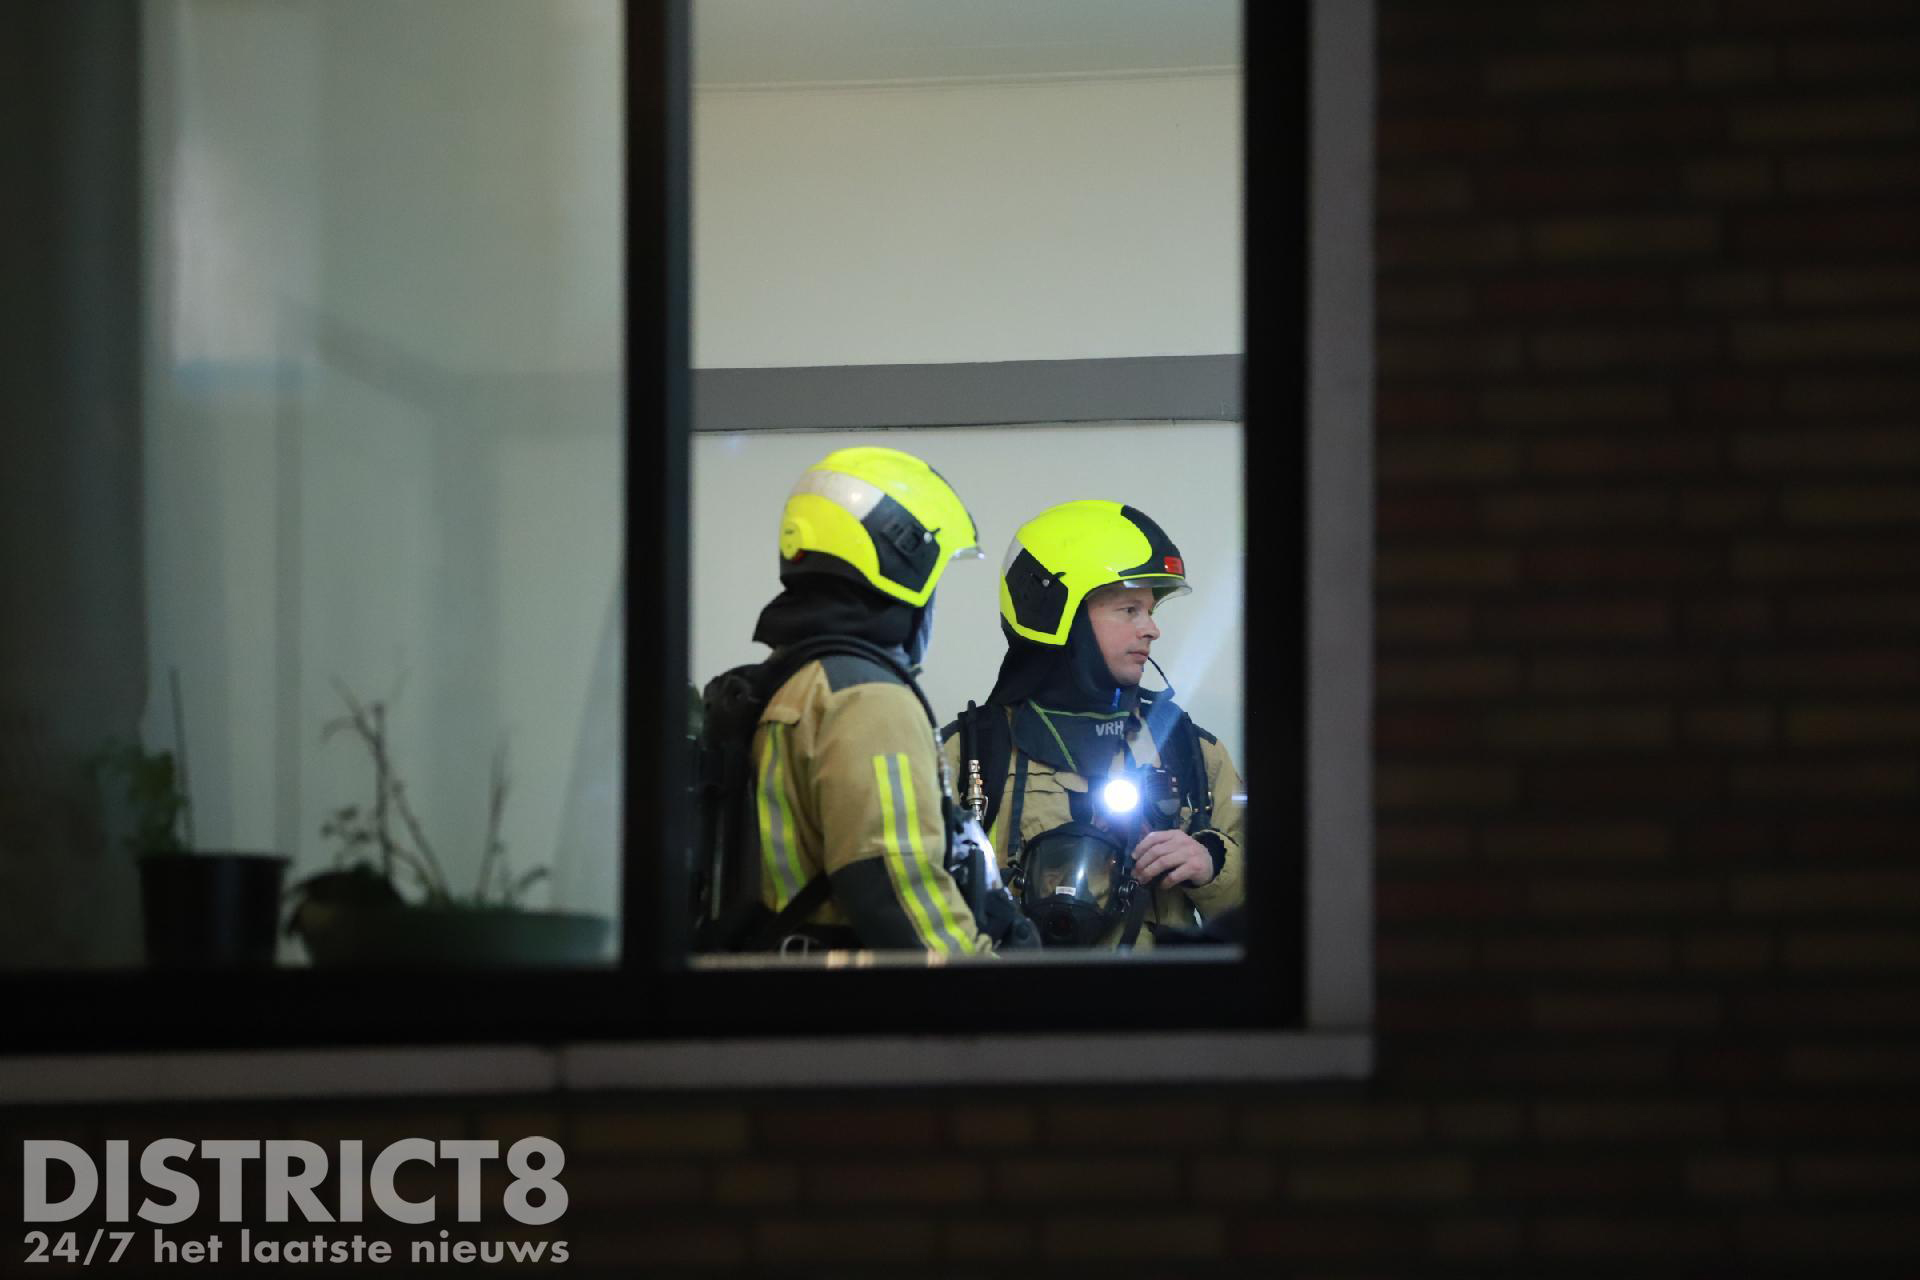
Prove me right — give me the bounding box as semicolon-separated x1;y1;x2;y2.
950;659;1216;951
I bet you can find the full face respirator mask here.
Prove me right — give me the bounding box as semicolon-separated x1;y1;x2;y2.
1014;764;1184;947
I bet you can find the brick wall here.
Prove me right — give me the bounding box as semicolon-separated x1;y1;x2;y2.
8;1;1920;1274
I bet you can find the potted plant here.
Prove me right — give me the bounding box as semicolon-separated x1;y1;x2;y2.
286;682;613;967
93;738;289;970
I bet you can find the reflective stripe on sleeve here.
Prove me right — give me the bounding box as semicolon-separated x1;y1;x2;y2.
756;725;804;908
872;752;971;955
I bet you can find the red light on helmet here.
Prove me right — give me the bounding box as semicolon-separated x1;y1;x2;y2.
1164;556;1184;575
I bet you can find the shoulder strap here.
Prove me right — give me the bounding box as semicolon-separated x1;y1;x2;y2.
764;634;938;729
957;702;1013;837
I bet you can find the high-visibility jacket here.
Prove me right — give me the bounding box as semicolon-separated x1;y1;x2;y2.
754;651;991;955
940;700;1246;951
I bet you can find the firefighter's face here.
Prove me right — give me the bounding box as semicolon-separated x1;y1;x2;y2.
1086;585;1160;687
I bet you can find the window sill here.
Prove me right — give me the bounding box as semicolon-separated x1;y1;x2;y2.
0;1032;1372;1103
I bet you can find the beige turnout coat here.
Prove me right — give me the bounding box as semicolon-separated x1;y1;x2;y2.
753;651;991;955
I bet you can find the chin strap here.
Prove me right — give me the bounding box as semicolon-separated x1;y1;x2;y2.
1144;655;1176;699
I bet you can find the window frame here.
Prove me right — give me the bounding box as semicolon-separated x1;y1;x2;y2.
1;0;1376;1069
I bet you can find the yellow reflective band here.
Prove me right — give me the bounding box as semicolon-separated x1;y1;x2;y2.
894;754;971;951
757;726;803;908
872;753;947;954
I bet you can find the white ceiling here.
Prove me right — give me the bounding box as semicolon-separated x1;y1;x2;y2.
692;0;1241;86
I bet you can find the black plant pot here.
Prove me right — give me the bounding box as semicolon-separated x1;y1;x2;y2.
139;852;290;969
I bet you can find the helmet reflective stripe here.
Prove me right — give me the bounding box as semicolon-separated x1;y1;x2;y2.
999;499;1191;646
778;446;980;607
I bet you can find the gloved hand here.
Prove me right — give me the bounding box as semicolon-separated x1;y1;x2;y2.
980;887;1040;950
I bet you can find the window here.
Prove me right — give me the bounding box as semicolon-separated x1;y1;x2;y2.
3;0;1370;1076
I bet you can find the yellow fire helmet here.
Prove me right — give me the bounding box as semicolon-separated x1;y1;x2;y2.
777;446;983;607
1000;500;1191;645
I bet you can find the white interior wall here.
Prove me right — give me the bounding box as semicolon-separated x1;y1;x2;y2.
140;0;1244;930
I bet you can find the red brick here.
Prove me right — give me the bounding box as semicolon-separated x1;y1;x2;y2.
1378;222;1523;269
1190;1156;1278;1203
1683;705;1776;748
1731;94;1920;144
1685;154;1776;200
1376;764;1520;812
711;1161;796;1205
1531;325;1719;369
1529;654;1721;695
1536;1214;1724;1256
1733;317;1920;364
1686;268;1772;308
1432;1102;1525;1142
1379;491;1479;534
1789;815;1920;857
1481;933;1673;973
1377;991;1531;1032
1377;385;1478;430
567;1159;707;1207
1377;168;1474;215
1486;51;1675;95
1481;1157;1679;1199
1483;820;1671;861
1377;655;1520;698
1688;1156;1781;1198
759;1106;940;1149
1739;205;1920;253
1524;544;1721;583
947;1105;1035;1149
1530;213;1720;260
1534;0;1720;33
1737;429;1920;471
1535;104;1725;149
1379;437;1520;483
1482;489;1671;531
1785;702;1920;745
1688;373;1778;414
1378;280;1475;322
1378;821;1475;860
807;1159;985;1204
1478;162;1670;209
1780;375;1920;415
1377;601;1475;646
1737;648;1920;688
1784;929;1920;971
1479;273;1673;315
1737;1212;1920;1257
1399;1050;1677;1092
754;1218;936;1264
1530;760;1727;809
1781;265;1920;306
1734;988;1920;1029
573;1109;750;1154
1241;1103;1427;1147
1732;870;1920;914
1482;596;1671;641
1686;595;1774;639
568;1224;747;1267
1047;1104;1227;1148
1682;1046;1786;1086
1682;932;1776;973
1793;1156;1920;1194
1784;485;1920;526
1728;758;1920;799
1535;1101;1727;1141
1685;816;1780;858
1378;547;1519;589
1687;42;1779;85
1735;542;1920;581
1532;991;1723;1031
1780;150;1920;194
1681;487;1773;527
1481;381;1674;425
1429;1216;1524;1259
1378;333;1525;377
1377;934;1476;975
1379;113;1523;156
1785;1046;1920;1082
1734;0;1920;27
1739;1101;1920;1140
1377;874;1528;918
1528;434;1719;476
995;1158;1177;1200
1528;875;1725;917
1375;707;1477;751
1234;1215;1425;1259
943;1217;1035;1262
1379;57;1483;100
1484;705;1673;750
1784;39;1920;81
1288;1158;1472;1201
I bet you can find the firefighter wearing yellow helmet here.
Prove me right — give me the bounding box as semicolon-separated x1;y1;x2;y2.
941;500;1246;951
713;446;1023;955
